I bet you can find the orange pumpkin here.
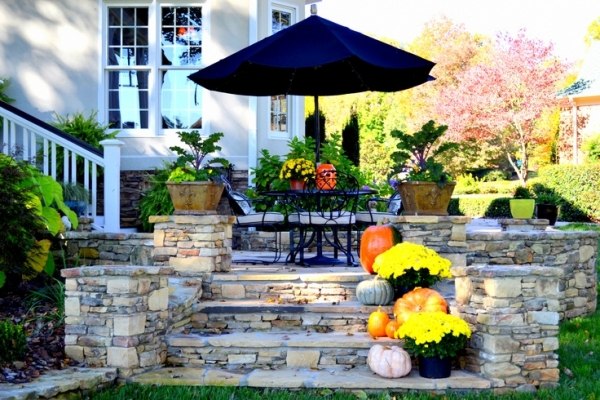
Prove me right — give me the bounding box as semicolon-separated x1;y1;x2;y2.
367;305;390;338
359;225;402;274
316;163;336;190
393;287;448;325
385;320;400;339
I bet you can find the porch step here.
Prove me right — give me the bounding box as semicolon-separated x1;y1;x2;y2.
167;330;396;370
191;299;392;334
130;365;493;392
205;264;370;302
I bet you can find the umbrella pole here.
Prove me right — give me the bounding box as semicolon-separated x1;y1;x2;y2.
314;95;320;164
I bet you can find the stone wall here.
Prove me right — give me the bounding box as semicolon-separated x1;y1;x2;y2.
61;266;173;378
62;231;154;266
453;264;562;390
466;230;598;320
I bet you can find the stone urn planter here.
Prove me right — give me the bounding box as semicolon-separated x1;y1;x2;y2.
167;181;224;214
397;181;456;216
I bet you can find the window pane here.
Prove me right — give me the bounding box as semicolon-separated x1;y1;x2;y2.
161;6;202;66
270;95;287;131
107;70;149;129
161;70;202;129
106;7;148;66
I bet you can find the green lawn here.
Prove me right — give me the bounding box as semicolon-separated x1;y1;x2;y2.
88;224;600;400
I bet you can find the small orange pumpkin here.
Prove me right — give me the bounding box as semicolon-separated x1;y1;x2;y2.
316;163;336;190
367;305;390;338
393;287;448;325
359;225;402;274
385;320;400;339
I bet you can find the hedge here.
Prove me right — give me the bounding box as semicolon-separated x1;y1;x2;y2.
536;164;599;222
448;196;511;218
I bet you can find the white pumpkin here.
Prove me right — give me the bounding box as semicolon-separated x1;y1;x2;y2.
367;344;412;378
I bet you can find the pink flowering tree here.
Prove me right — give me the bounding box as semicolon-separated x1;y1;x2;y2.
436;30;570;184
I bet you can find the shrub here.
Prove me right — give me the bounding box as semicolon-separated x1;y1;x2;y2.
0;320;27;363
454;173;480;195
537;164;600;222
481;169;508;182
449;196;511;218
138;167;175;232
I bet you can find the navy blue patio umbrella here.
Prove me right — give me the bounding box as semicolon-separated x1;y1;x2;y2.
188;14;435;162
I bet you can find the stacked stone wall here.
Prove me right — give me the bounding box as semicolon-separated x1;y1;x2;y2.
453;264;562;390
61;266;173;377
467;230;598;319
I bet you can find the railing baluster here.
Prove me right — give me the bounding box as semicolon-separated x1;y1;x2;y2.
51;141;57;179
43;138;49;175
91;163;97;219
63;147;69;182
70;150;77;184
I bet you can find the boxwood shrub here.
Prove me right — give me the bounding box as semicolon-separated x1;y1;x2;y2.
537;164;599;222
449;196;511;218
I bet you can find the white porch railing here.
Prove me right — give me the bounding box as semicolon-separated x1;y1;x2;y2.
0;100;122;231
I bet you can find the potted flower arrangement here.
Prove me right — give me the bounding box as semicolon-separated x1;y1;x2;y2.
279;157;316;190
388;120;459;215
397;311;472;378
371;242;453;298
166;130;230;214
60;182;90;216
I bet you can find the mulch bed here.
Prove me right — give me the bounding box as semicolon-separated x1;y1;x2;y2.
0;283;78;384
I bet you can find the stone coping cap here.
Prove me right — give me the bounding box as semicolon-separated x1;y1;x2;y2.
61;265;174;278
468;229;598;240
453;264;564;277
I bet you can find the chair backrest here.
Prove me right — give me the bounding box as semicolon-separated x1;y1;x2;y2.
387;192;402;215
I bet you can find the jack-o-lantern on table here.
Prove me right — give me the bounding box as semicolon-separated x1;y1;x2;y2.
316;163;337;190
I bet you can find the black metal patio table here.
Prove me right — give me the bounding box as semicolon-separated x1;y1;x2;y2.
262;187;376;266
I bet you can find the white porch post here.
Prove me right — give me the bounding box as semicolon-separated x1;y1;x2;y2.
569;97;579;165
101;139;124;232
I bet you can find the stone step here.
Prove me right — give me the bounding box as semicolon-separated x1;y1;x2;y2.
204;264;370;302
130;365;493;392
192;299;392;334
167;330;399;370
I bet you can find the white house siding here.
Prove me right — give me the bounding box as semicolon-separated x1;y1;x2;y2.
0;0;306;174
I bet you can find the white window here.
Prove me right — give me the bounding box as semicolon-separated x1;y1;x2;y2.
103;3;204;136
269;4;295;138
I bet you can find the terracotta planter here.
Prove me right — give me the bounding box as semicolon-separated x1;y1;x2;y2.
397;181;456;216
289;179;307;191
166;181;224;214
509;199;535;219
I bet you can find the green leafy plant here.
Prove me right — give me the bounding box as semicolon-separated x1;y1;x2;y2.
138;168;175;232
0;154;76;289
512;185;533;199
60;182;90;202
0;320;27;363
51;110;117;148
26;277;65;325
389;120;459;185
168;130;230;182
0;77;15;104
251;149;286;192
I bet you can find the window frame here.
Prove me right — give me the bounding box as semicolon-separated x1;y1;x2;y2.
99;0;207;138
267;1;298;140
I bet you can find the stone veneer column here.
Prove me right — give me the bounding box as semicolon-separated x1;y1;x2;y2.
453;264;562;390
149;214;235;274
61;266;173;377
390;216;471;268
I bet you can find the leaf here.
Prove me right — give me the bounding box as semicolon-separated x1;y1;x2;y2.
0;271;5;289
42;206;62;235
24;239;52;280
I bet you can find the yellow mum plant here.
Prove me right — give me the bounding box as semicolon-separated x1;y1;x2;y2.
279;158;316;181
372;242;452;289
397;311;471;358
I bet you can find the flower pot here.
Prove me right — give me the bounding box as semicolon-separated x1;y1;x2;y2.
289;179;307;191
418;356;452;379
509;199;535;219
166;181;224;214
536;203;558;225
397;181;455;216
